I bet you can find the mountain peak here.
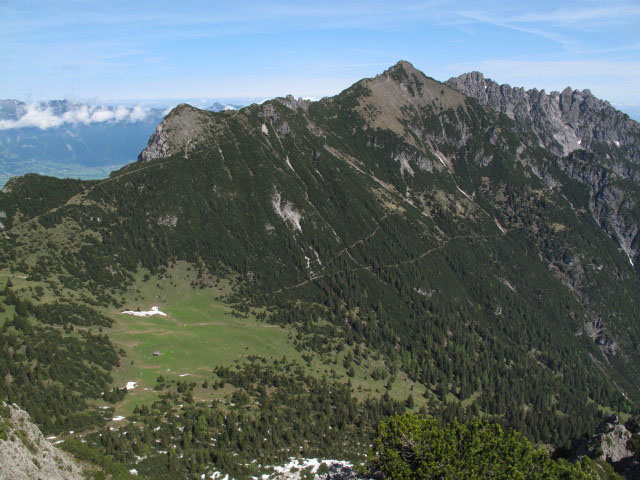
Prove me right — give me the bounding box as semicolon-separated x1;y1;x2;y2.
385;59;419;74
138;102;213;162
348;60;465;139
378;60;428;86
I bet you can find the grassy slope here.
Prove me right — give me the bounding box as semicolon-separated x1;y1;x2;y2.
107;262;304;415
60;262;424;418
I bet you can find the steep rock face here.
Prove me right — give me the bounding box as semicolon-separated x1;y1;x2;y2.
446;72;640;160
447;71;640;267
0;403;84;480
138;103;213;162
572;415;640;479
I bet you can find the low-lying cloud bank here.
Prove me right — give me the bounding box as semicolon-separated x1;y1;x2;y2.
0;104;156;130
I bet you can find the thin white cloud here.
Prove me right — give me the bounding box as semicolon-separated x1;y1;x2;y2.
128;105;149;121
453;3;640;53
508;6;640;25
0;103;154;130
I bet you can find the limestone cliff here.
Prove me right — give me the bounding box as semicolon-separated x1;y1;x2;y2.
0;402;84;480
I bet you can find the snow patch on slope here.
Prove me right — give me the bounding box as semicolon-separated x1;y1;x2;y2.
121;306;167;317
262;458;354;479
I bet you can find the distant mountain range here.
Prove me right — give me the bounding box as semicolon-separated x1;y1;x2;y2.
206;102;244;112
0;99;166;187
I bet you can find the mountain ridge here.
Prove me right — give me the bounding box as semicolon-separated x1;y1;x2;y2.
1;60;639;479
446;70;640;268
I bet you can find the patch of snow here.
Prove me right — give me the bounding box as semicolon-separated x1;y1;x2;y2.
435;152;447;168
577;139;582;145
495;219;506;234
614;140;621;147
261;124;269;135
210;473;230;480
126;381;138;390
179;374;189;377
53;440;64;445
223;105;236;111
263;458;353;479
415;288;433;297
456;185;472;200
285;156;295;172
499;277;516;291
46;436;56;440
112;416;126;422
121;306;167;317
129;469;138;475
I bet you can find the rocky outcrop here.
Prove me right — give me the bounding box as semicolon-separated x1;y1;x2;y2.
275;95;312;112
447;71;640;267
571;415;640;479
0;402;84;480
138;103;213;162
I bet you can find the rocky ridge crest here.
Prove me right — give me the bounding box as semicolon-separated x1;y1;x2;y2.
447;71;640;267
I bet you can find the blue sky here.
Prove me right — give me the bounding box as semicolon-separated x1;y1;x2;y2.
2;1;639;113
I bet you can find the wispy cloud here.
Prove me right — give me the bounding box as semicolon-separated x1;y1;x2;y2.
507;5;640;26
0;104;154;130
453;3;640;53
